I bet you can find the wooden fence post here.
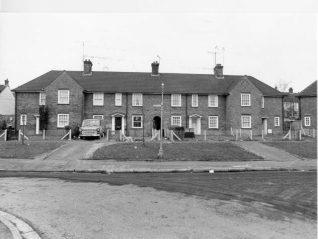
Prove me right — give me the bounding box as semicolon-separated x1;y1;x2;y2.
204;130;207;141
43;129;46;140
250;130;253;140
69;129;72;140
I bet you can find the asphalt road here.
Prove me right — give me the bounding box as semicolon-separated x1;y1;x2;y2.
0;171;316;220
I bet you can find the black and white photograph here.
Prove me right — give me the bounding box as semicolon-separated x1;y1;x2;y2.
0;0;317;238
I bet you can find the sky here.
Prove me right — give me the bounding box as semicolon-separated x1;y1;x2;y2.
0;0;317;92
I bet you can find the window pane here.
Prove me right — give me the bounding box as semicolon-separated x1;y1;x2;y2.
58;90;69;104
132;116;142;128
171;94;181;106
58;114;69;127
115;93;122;106
93;93;104;106
133;94;142;106
209;116;218;128
192;94;198;107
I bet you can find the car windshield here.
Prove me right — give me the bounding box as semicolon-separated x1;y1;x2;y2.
82;119;100;127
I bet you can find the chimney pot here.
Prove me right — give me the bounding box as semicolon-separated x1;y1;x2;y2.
4;79;9;86
151;61;160;76
214;64;224;79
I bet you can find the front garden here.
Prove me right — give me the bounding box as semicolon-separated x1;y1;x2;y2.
91;142;263;161
0;141;65;159
263;141;317;159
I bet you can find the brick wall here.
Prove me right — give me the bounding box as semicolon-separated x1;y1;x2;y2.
15;92;39;135
45;72;84;130
300;96;317;129
226;78;263;135
83;92;227;137
261;97;284;134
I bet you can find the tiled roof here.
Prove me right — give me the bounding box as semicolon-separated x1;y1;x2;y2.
0;85;5;93
298;81;317;97
13;70;283;96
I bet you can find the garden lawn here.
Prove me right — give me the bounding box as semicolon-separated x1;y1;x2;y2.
263;141;317;159
91;142;263;161
0;141;65;159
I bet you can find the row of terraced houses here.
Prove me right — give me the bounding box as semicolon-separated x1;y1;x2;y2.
12;60;317;138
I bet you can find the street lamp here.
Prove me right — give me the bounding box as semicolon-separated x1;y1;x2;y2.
158;82;164;159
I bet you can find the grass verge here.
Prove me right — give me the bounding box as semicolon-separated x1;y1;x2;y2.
263;141;317;159
0;141;66;159
91;142;263;161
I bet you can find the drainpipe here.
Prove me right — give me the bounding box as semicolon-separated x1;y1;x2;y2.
14;92;18;131
185;94;188;128
125;92;128;136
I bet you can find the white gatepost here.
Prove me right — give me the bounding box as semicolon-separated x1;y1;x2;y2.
250;130;253;140
43;129;46;140
204;130;207;141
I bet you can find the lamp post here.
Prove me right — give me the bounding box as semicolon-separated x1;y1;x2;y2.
158;82;164;159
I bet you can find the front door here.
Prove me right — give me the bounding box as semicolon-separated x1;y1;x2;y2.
115;117;122;130
190;117;201;135
263;118;268;135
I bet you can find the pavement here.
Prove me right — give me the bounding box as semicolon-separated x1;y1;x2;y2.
0;210;41;239
0;139;316;238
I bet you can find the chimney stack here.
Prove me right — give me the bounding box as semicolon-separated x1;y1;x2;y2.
288;87;293;93
4;79;9;87
151;61;160;76
83;59;93;75
214;64;224;79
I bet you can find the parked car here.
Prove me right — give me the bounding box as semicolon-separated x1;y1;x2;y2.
79;119;104;139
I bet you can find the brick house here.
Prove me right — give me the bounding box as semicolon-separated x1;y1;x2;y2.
297;81;317;130
13;60;284;137
282;88;300;132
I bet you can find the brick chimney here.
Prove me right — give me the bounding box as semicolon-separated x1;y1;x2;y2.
288;87;293;93
4;79;9;87
151;61;160;76
214;64;224;79
83;59;93;75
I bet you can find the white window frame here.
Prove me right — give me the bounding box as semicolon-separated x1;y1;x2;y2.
20;114;27;126
192;94;198;107
171;94;181;107
261;96;264;109
93;115;104;120
208;116;219;129
208;95;218;107
241;115;251;128
132;115;143;128
241;93;251;106
171;116;182;126
274;117;280;127
115;93;122;106
57;114;69;128
132;93;143;106
39;92;46;106
93;93;104;106
304;116;311;127
58;90;70;104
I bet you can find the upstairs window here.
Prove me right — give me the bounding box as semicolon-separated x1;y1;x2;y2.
241;93;251;106
20;114;27;126
115;93;122;106
58;90;70;104
274;117;280;126
241;115;251;128
171;116;182;126
304;116;311;126
208;116;219;129
261;96;264;108
39;92;46;105
171;94;181;107
208;95;218;107
132;93;143;106
93;93;104;106
192;94;198;107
